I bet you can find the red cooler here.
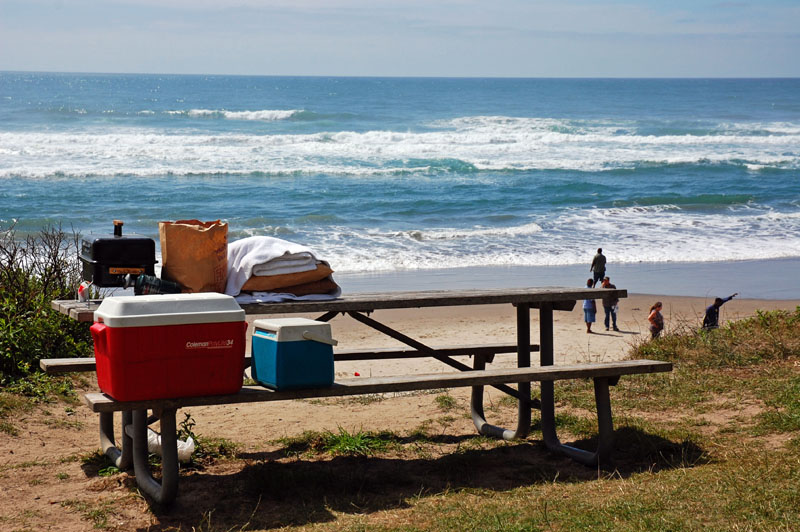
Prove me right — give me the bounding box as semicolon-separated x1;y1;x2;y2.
91;293;247;401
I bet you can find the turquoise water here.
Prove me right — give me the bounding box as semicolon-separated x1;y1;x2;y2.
1;73;799;279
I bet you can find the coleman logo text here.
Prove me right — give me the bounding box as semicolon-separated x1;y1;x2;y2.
186;339;235;350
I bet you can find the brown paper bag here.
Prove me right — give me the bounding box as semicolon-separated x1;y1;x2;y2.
159;220;228;293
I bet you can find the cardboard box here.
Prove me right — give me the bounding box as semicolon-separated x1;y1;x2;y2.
251;318;335;390
91;293;246;401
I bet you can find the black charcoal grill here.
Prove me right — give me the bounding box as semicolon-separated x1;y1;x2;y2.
80;220;156;287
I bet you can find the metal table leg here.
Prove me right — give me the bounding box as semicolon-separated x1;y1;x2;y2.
540;377;616;465
99;411;132;470
539;302;615;465
470;304;532;440
131;408;179;505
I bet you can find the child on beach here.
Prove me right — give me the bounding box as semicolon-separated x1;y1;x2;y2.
583;278;597;333
648;302;664;338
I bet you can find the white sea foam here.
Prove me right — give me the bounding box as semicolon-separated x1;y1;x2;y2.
399;223;544;241
310;206;800;273
174;109;302;121
1;115;799;178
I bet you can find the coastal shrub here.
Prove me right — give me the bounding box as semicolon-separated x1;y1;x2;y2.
631;307;800;368
0;224;93;383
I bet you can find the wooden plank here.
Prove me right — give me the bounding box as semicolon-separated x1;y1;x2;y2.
39;343;541;374
238;287;621;313
40;358;97;374
84;359;671;413
337;343;539;361
52;299;100;322
52;286;627;321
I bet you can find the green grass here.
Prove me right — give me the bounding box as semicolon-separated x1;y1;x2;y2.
80;450;121;477
434;393;457;411
3;372;78;402
755;375;800;437
0;373;80;434
175;413;238;463
60;499;115;529
275;427;401;458
631;307;800;368
0;420;18;436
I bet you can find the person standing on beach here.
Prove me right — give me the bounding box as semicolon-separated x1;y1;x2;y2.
702;293;738;330
590;248;606;287
600;276;620;331
583;278;597;333
648;302;664;339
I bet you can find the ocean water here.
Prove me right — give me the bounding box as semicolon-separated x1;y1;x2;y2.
1;73;799;293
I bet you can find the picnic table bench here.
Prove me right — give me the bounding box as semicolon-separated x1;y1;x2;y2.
49;287;672;506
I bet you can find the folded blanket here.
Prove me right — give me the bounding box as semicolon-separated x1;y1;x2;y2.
226;236;321;296
240;263;334;292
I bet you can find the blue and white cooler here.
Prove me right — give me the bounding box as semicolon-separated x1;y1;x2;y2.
250;318;337;390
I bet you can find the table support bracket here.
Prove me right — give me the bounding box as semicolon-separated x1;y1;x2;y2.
99;411;132;470
540;377;615;466
99;408;181;503
470;353;532;439
131;408;179;505
470;303;535;439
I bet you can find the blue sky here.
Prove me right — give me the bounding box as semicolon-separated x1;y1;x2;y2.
1;0;798;77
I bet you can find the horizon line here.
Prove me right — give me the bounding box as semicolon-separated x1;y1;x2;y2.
2;70;799;81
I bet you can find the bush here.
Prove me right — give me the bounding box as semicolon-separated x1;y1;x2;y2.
0;224;93;383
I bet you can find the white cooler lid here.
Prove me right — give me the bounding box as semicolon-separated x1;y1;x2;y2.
94;293;245;327
253;317;334;343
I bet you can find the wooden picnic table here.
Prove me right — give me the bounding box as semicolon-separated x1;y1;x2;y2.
52;286;620;441
50;286;672;506
54;286;603;321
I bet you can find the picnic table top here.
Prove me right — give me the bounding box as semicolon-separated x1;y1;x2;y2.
52;286;627;322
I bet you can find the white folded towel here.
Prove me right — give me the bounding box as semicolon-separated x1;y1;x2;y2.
225;236;321;296
252;253;316;277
